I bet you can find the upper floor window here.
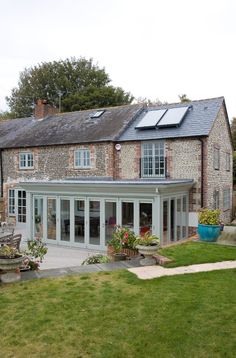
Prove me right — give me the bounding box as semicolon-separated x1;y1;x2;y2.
8;189;15;215
74;149;91;168
213;147;220;170
213;190;219;210
226;152;230;171
141;142;165;177
223;188;230;210
19;152;34;169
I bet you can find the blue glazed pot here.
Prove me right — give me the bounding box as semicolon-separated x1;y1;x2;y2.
198;224;221;242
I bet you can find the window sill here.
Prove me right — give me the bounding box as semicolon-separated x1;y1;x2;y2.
74;167;91;170
19;167;34;170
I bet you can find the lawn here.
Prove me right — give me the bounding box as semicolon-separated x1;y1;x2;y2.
1;268;236;357
158;241;236;267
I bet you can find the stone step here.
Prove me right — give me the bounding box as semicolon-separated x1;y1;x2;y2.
152;254;173;265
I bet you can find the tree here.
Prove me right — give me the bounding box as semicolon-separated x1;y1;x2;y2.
178;94;191;103
6;57;134;118
0;110;16;121
233;152;236;186
231;117;236;150
135;97;163;106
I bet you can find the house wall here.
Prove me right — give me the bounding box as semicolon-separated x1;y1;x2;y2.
206;105;233;223
166;139;202;212
2;142;114;218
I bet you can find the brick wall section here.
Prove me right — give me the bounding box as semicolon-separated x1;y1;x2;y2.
206;105;233;223
167;138;202;212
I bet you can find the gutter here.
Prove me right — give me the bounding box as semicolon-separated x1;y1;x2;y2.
0;149;3;197
198;138;204;208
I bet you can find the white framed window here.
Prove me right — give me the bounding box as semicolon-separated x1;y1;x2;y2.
141;141;165;177
213;147;220;170
213;190;219;209
226;152;230;171
223;188;230;210
19;152;34;169
8;189;15;215
74;149;91;168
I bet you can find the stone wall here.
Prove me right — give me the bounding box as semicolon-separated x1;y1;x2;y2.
166;138;202;212
2;142;114;183
1;142;114;218
206;105;233;223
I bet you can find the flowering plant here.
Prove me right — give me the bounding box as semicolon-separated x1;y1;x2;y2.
22;237;48;271
108;226;137;252
134;231;160;247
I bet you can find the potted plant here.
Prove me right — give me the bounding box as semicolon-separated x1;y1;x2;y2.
0;246;25;283
134;231;160;266
198;209;221;242
107;226;137;261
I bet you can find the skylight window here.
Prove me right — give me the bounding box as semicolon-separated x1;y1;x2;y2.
90;110;105;118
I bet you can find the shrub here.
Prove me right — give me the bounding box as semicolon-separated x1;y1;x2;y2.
134;231;160;247
108;226;137;252
82;254;111;265
198;209;220;225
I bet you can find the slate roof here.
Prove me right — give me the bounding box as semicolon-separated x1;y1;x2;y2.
119;97;225;142
0;104;143;149
0;97;226;149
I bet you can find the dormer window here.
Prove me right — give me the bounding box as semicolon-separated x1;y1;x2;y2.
74;149;91;168
19;152;34;169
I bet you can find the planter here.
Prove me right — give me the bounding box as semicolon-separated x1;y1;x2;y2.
198;224;221;242
113;253;127;261
0;256;25;283
136;244;159;266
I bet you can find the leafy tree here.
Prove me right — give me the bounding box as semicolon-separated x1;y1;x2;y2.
135;97;163;106
0;110;16;120
178;94;191;103
233;152;236;186
231;117;236;151
6;57;133;118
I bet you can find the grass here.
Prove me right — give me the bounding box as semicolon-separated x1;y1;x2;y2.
158;241;236;268
1;268;236;357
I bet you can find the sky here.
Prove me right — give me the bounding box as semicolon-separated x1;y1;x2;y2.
0;0;236;119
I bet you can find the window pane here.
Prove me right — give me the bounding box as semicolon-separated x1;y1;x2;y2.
122;202;134;230
142;142;165;177
60;199;70;242
47;198;56;240
139;203;152;235
74;200;85;243
89;201;100;245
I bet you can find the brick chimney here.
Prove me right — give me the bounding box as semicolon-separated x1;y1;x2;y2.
34;99;58;119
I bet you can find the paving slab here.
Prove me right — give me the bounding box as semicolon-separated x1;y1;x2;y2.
128;260;236;280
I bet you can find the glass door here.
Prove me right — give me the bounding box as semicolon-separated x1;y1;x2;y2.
139;202;152;236
34;197;44;238
105;201;117;245
89;200;100;246
74;199;85;244
47;198;57;241
162;200;169;245
60;199;70;243
122;201;134;230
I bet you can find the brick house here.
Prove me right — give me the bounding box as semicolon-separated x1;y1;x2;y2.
0;97;233;249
